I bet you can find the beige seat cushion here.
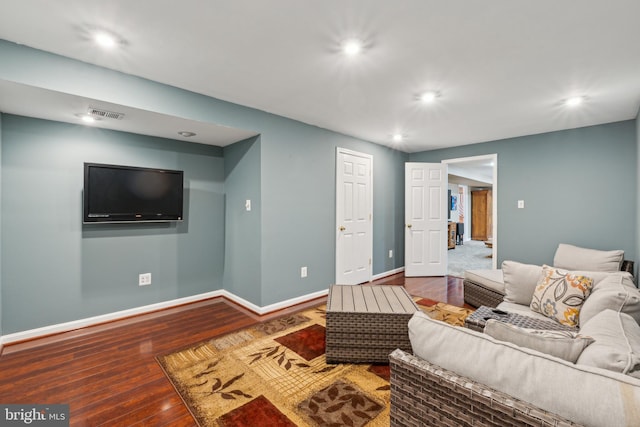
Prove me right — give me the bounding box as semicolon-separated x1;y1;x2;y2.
497;301;560;322
464;269;504;293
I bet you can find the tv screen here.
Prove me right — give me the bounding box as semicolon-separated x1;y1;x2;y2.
83;163;184;223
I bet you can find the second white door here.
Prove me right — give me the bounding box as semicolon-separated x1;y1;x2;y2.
405;162;447;276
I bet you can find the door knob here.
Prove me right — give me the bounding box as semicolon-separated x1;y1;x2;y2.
407;224;412;228
339;226;346;231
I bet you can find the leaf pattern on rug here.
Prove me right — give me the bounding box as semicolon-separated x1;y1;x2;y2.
314;306;327;318
298;380;384;427
247;345;311;370
253;313;311;335
189;358;253;401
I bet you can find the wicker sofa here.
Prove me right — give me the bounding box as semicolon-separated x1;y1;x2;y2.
391;308;640;426
390;247;640;426
390;349;581;426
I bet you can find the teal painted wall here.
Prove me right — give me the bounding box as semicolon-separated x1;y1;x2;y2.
1;115;225;333
257;121;408;305
223;136;262;302
637;109;640;275
410;121;637;266
0;40;407;331
0;113;3;347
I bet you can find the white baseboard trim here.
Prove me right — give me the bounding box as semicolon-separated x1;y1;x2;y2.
1;288;329;346
221;288;329;315
372;267;405;281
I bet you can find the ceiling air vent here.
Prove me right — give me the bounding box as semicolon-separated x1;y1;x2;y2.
87;107;125;120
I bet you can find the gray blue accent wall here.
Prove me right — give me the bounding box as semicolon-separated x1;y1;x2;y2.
1;115;225;333
637;108;640;276
223;136;262;303
410;121;637;266
0;40;407;333
0;112;3;350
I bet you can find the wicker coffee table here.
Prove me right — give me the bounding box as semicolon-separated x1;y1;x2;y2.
325;284;419;363
464;306;578;332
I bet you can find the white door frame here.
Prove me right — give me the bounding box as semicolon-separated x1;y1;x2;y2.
335;147;373;284
442;154;498;268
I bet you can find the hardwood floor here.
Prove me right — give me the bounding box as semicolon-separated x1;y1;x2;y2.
0;274;464;426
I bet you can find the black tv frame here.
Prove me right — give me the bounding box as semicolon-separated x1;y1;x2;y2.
83;162;184;224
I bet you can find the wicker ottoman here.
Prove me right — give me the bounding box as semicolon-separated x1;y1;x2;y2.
326;284;419;364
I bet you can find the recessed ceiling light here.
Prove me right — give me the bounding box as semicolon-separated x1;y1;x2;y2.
75;113;98;123
342;39;362;56
565;96;585;107
420;91;439;103
93;31;118;49
178;131;197;137
392;134;404;142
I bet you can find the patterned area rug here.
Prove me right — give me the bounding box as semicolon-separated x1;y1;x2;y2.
414;298;474;326
157;300;473;426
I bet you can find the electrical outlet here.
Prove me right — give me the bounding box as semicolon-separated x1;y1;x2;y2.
517;200;525;209
389;250;393;258
139;273;152;286
301;266;308;278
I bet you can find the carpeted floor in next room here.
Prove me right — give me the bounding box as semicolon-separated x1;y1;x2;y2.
447;239;493;278
156;299;473;427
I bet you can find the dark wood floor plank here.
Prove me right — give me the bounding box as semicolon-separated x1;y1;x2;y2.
0;275;464;425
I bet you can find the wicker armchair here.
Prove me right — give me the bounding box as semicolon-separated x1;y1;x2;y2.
389;349;583;427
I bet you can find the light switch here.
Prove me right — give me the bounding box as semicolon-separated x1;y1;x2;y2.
245;199;251;211
517;200;525;209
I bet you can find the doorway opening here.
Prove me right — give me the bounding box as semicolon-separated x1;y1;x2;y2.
443;155;497;277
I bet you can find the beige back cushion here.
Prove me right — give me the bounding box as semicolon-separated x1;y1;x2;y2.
580;273;640;325
577;309;640;379
553;243;624;272
502;261;542;305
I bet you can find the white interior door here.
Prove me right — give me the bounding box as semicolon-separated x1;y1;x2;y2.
405;162;447;276
336;148;372;285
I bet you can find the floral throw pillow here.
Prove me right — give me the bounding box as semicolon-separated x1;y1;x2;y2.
530;266;594;327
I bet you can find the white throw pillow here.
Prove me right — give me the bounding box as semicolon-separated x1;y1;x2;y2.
502;261;543;305
577;310;640;379
530;265;594;327
553;243;624;272
484;319;594;362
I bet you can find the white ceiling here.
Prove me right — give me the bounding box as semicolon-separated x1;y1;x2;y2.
448;158;494;187
0;81;258;146
0;0;639;152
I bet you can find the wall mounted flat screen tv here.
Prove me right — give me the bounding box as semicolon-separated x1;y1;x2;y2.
83;163;184;223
